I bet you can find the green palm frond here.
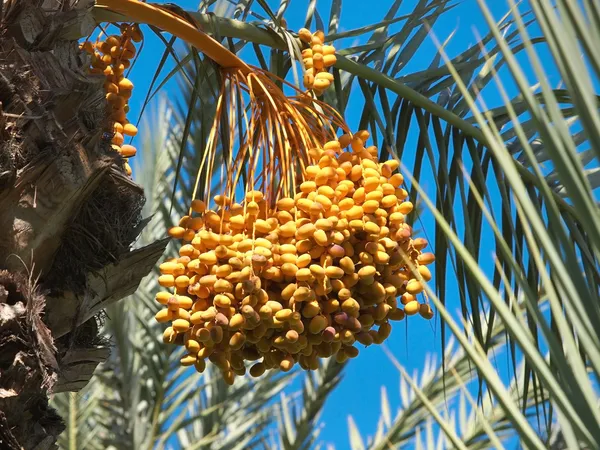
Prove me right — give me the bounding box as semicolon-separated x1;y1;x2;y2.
381;309;551;450
345;311;507;450
406;355;551;450
403;0;600;447
52;379;106;450
276;359;345;450
170;368;290;450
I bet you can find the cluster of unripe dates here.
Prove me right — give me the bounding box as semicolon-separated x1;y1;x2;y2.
81;24;142;176
157;129;434;383
299;28;337;95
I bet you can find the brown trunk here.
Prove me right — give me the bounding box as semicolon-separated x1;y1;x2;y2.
0;1;166;448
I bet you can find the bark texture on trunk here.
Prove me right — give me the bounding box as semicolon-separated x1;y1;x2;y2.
0;1;166;448
0;271;63;450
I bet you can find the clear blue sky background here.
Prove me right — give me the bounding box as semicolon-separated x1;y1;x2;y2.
124;1;538;448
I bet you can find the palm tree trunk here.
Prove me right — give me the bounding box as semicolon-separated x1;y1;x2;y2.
0;1;166;448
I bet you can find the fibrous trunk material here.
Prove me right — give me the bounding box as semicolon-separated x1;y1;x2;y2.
0;1;165;448
0;271;62;450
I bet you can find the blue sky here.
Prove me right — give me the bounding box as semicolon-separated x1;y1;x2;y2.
122;0;538;448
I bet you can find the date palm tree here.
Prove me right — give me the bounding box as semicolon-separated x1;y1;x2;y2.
3;0;600;448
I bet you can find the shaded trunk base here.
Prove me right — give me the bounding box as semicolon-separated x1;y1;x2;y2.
0;272;63;450
0;1;168;448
